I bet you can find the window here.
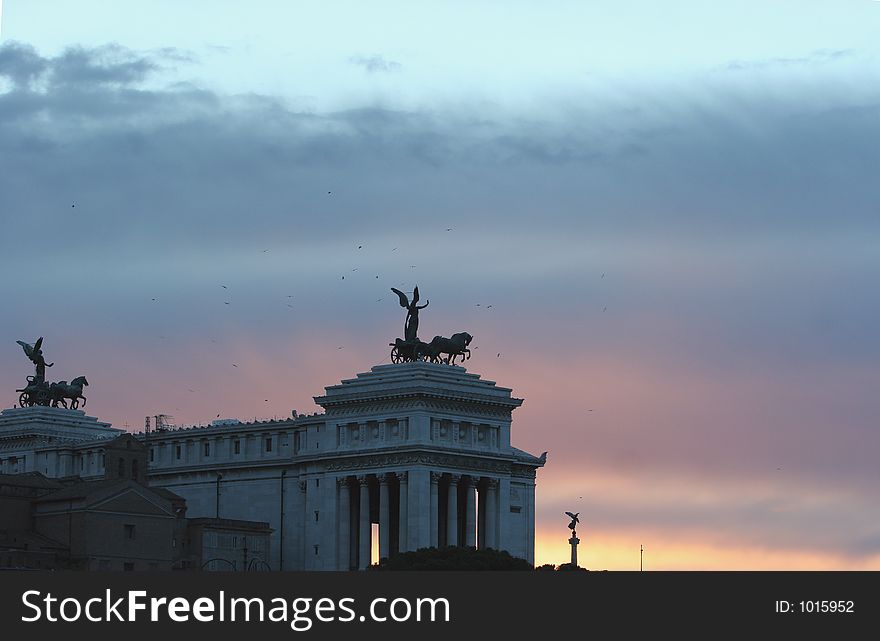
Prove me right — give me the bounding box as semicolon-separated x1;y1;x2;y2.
176;445;181;460
233;440;241;455
315;478;320;487
80;456;84;471
314;545;319;556
315;511;319;522
131;459;139;479
118;458;125;478
124;524;136;539
265;437;272;452
204;442;210;457
149;448;154;462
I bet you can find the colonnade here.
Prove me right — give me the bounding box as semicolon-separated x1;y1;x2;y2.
336;471;501;570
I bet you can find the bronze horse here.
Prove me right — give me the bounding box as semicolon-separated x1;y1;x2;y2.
423;332;473;365
50;376;88;409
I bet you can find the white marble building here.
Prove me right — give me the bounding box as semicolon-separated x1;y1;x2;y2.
0;362;545;569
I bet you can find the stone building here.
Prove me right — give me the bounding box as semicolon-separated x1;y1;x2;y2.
0;361;545;570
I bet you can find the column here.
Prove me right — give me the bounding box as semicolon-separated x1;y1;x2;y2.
498;477;511;552
379;474;390;561
464;477;476;548
446;475;459;546
407;468;431;550
298;479;308;569
397;472;408;553
337;477;351;570
358;476;370;570
430;472;440;548
485;479;498;550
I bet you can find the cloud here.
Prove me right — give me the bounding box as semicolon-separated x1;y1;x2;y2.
348;54;402;73
725;48;855;71
1;41;880;569
0;41;48;87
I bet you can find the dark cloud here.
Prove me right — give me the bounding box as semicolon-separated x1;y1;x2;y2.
348;54;402;73
0;42;49;88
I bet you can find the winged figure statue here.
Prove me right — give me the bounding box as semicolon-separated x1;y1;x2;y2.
391;286;429;342
565;511;580;531
17;337;53;382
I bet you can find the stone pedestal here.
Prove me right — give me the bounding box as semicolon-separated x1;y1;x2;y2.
569;534;580;567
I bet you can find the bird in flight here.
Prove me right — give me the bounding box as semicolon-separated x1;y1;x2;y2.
358;245;362;249
221;285;228;289
232;363;238;367
497;353;501;357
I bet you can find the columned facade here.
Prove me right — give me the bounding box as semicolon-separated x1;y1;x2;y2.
0;361;545;570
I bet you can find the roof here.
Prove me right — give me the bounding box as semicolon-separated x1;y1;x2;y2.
0;472;63;490
149;486;186;502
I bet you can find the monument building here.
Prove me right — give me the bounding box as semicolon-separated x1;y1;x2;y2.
0;290;546;569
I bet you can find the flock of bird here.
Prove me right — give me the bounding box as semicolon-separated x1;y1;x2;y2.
135;189;611;423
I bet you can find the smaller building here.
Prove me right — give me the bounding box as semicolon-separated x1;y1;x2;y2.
31;479;184;570
184;518;273;571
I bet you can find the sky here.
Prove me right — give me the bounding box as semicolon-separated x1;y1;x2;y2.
1;0;879;570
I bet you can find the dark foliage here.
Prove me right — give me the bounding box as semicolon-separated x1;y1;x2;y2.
371;546;533;571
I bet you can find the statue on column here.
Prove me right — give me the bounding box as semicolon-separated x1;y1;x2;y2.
565;511;580;535
565;511;580;567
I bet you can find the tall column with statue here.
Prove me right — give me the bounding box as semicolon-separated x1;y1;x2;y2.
566;511;580;567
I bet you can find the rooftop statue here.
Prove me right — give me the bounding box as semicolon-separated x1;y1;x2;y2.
14;337;88;409
387;286;474;365
391;286;429;343
16;337;53;383
565;511;580;534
